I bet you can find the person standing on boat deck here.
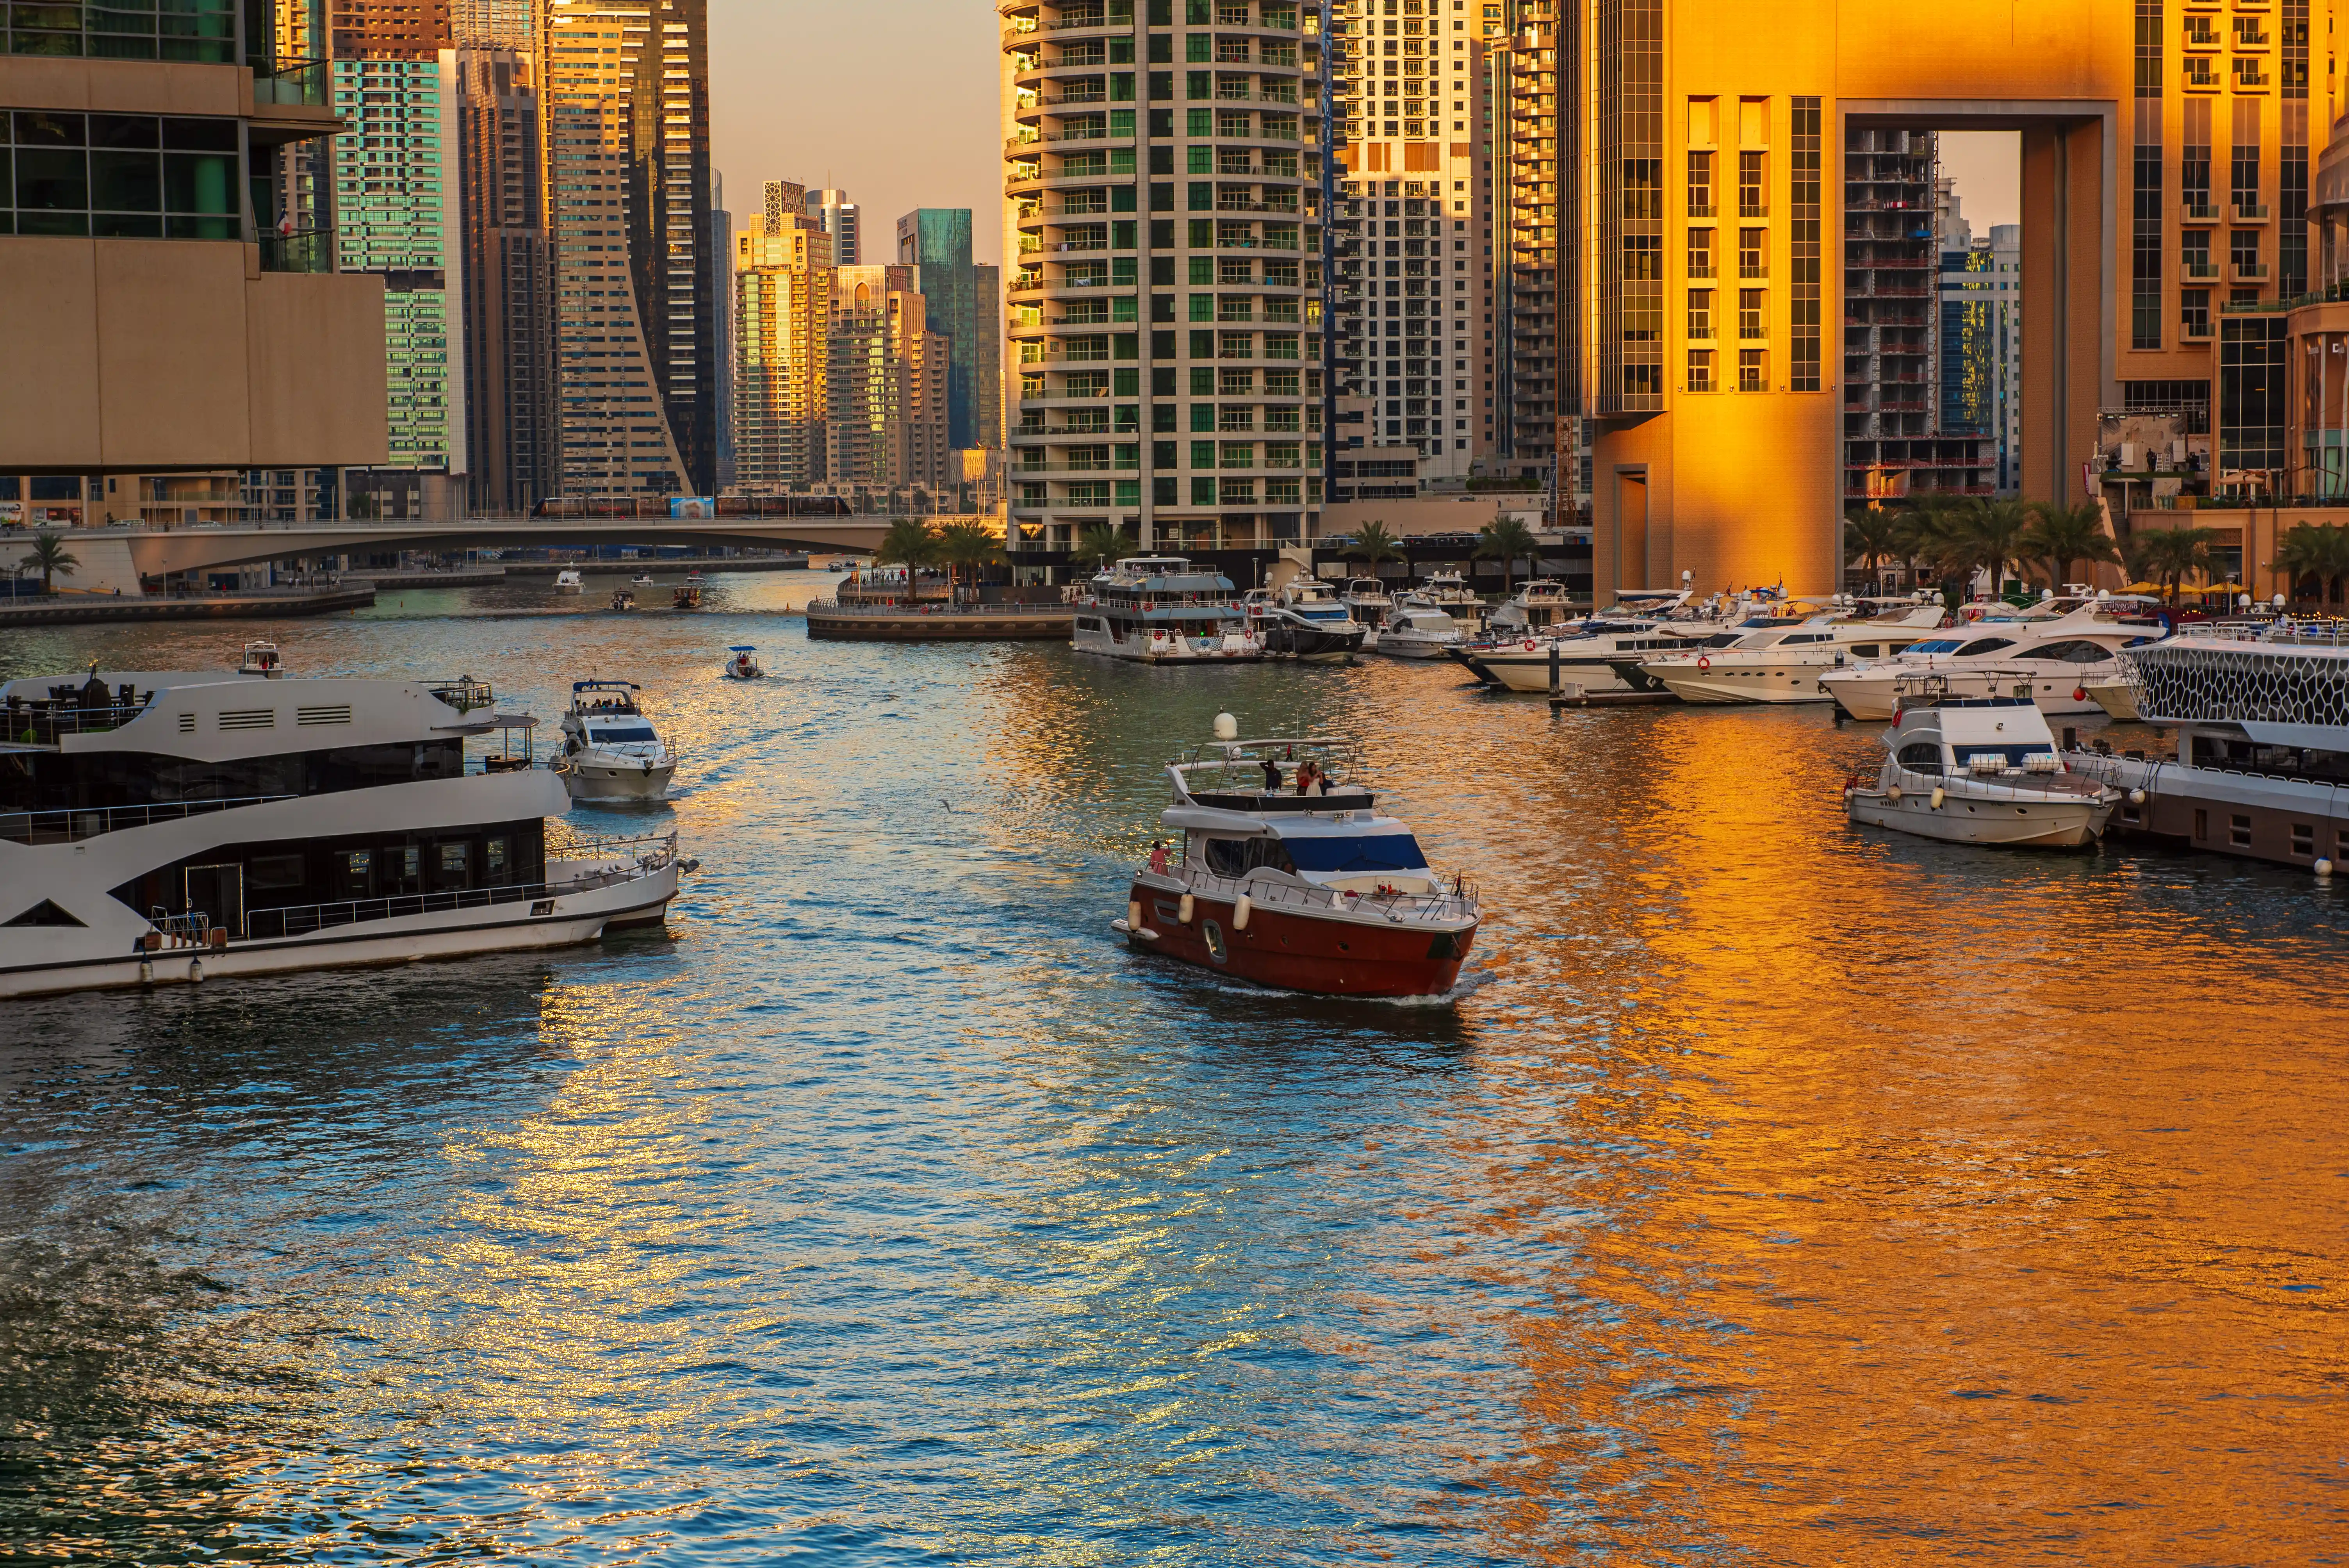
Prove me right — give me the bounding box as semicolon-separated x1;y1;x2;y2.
1148;840;1170;876
1260;756;1283;793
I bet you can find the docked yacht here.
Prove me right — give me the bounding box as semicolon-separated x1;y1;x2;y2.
1845;695;2121;848
1414;570;1489;633
1632;601;1947;704
1819;597;2168;721
1338;577;1396;643
1375;601;1466;659
553;569;585;595
555;680;679;802
1073;556;1265;663
1251;580;1368;662
1455;590;1707;693
1487;578;1578;635
0;658;685;998
1113;717;1479;996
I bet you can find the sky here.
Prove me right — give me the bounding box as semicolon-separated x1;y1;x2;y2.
1937;132;2021;233
708;0;1006;265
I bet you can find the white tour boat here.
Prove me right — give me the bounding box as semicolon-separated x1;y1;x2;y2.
0;658;685;998
1819;596;2168;721
555;680;679;802
1844;694;2121;848
553;569;585;595
1072;556;1265;663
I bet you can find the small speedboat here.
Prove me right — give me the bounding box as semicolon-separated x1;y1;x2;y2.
632;573;658;588
553;569;585;595
1844;694;2120;848
1112;715;1480;996
609;589;636;612
722;645;765;680
673;581;704;610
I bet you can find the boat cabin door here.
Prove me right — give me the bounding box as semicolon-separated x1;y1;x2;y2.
182;863;245;941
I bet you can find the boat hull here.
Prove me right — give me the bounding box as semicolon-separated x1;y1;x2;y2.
560;759;677;802
1645;660;1840;704
1122;880;1472;997
1375;635;1460;659
1825;669;2111;721
1485;652;1633;694
1845;788;2113;848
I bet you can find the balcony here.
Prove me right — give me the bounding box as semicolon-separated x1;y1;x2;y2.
2233;260;2271;282
2182;257;2221;280
2234;200;2272;223
2182;199;2219;222
260;228;336;274
2182;317;2215;341
2184;59;2221;89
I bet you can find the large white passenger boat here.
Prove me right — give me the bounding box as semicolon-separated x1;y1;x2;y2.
0;657;685;998
1073;557;1265;663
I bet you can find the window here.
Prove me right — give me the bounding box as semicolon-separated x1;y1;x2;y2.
1688;348;1715;391
1686;150;1715;217
1953;637;2016;657
1738;227;1767;278
4;112;242;239
2230;813;2252;848
1789;96;1821;391
1687;228;1715;279
1738;288;1766;339
1896;744;1944;775
1738;150;1767;217
1686;288;1715;340
1738;349;1766;392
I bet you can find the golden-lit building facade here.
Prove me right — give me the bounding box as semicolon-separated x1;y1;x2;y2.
1549;0;2349;602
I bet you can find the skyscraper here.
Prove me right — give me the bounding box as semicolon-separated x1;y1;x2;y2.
809;187;862;266
330;5;466;514
543;0;717;498
734;186;831;490
896;208;1003;453
1002;0;1326;568
455;43;556;513
827;265;952;489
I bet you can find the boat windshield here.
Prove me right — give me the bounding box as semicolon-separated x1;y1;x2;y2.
1281;833;1429;873
587;723;658;742
1904;639;1966;655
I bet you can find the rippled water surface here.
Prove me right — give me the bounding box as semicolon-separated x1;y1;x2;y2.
2;573;2344;1564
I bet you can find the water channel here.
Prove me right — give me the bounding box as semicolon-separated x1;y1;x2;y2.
1;572;2342;1563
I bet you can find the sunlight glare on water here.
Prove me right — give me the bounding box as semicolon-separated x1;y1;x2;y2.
0;573;2343;1564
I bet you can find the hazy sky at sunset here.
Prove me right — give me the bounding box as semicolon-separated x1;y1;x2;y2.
708;0;1006;264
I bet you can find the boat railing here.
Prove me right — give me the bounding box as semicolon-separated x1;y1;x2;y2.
1880;761;2110;802
548;828;681;870
0;700;153;745
0;793;304;845
1178;865;1479;923
245;841;676;941
806;599;1072;617
427;677;495;713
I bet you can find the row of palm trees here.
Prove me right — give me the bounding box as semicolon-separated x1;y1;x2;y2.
869;517;1004;596
1843;498;2122;597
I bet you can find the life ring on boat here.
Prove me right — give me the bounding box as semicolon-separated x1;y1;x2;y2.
1697;655;1712;672
1522;638;1538;651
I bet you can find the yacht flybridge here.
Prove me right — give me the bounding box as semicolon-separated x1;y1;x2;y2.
1112;717;1479;997
0;657;686;999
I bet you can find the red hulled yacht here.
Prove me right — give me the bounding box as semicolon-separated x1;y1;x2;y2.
1113;718;1481;997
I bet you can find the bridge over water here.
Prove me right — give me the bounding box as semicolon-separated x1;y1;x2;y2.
28;516;904;597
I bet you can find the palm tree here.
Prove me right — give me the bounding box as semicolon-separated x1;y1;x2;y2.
1073;520;1131;576
2019;501;2123;589
2125;524;2217;607
1474;514;1539;594
934;519;1002;599
1842;506;1901;587
1954;497;2034;595
18;531;78;595
2274;521;2349;608
1892;495;1969;606
1341;519;1406;583
876;517;941;599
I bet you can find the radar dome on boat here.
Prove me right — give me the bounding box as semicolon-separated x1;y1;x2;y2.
1212;712;1239;741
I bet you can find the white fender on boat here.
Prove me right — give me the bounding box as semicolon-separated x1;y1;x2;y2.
138;960;153;986
1128;899;1142;931
2128;788;2146;805
2318;859;2336;879
1886;784;1903;802
1233;894;1252;931
1929;787;1946;810
188;959;203;984
1177;892;1194;925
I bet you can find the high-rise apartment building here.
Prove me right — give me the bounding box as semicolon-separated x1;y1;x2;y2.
733;184;832;490
1002;0;1326;569
1508;0;2348;602
713;171;735;485
1940;216;2023;497
1325;0;1492;499
543;0;717;498
827;265;953;488
809;187;861;266
897;208;1006;453
0;1;384;557
332;26;466;507
455;44;556;513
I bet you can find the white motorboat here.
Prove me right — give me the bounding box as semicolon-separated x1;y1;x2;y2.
631;573;658;588
1819;596;2169;721
553;569;585;595
1633;601;1948;704
1487;578;1577;635
1456;590;1715;693
722;645;765;680
555;680;679;802
1254;581;1368;662
609;588;636;612
1845;695;2120;848
0;658;685;998
1072;557;1265;663
1375;602;1466;659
